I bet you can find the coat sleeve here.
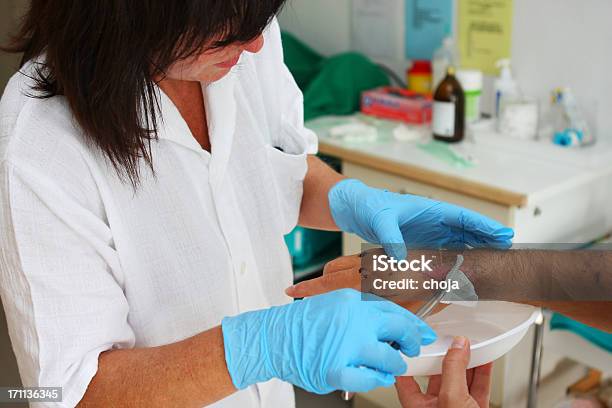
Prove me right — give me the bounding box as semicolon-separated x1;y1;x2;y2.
0;152;135;407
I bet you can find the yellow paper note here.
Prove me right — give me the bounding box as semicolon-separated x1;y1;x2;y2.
459;0;514;75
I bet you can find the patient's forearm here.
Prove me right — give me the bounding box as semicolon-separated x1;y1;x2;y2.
78;326;236;407
461;250;610;301
426;250;612;331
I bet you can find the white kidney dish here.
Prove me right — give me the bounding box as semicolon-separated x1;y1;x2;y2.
402;301;540;376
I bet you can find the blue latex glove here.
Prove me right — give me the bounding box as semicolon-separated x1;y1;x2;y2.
222;289;437;394
329;179;514;260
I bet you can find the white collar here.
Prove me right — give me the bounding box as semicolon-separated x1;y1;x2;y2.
156;72;237;191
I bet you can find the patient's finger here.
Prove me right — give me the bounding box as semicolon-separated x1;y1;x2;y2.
466;368;474;392
469;363;493;407
395;376;427;408
323;255;361;275
426;374;442;396
285;268;360;298
439;337;470;398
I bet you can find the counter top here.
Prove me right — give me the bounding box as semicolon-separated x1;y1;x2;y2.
310;115;612;207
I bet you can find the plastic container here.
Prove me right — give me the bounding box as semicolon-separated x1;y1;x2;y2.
361;87;433;124
401;301;540;376
456;69;483;123
407;60;433;94
499;99;539;140
550;87;595;147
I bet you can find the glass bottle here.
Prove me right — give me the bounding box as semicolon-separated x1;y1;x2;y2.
432;66;465;143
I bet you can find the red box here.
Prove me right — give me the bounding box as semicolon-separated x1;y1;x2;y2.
361;87;432;124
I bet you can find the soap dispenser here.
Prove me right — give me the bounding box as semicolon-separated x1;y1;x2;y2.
494;59;520;118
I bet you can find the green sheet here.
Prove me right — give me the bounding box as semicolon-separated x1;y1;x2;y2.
281;32;389;121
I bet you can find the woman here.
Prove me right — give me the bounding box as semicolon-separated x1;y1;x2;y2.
0;1;512;407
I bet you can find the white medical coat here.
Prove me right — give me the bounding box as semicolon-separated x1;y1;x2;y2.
0;19;317;408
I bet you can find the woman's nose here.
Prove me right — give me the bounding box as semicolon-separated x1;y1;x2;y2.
243;35;265;54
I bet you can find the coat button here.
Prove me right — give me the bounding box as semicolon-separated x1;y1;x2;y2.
240;262;247;276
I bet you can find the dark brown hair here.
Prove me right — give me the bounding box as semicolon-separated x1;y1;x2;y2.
2;0;287;186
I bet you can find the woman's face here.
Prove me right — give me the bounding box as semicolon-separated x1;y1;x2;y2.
165;35;265;83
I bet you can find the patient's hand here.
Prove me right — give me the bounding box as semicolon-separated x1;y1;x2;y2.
285;255;362;298
285;254;447;314
396;337;492;408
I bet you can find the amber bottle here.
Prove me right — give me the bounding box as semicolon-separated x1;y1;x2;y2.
432;66;465;143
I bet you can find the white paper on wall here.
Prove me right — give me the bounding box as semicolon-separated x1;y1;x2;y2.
351;0;405;60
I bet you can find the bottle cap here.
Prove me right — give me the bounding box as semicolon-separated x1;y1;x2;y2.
456;69;483;91
409;60;432;74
